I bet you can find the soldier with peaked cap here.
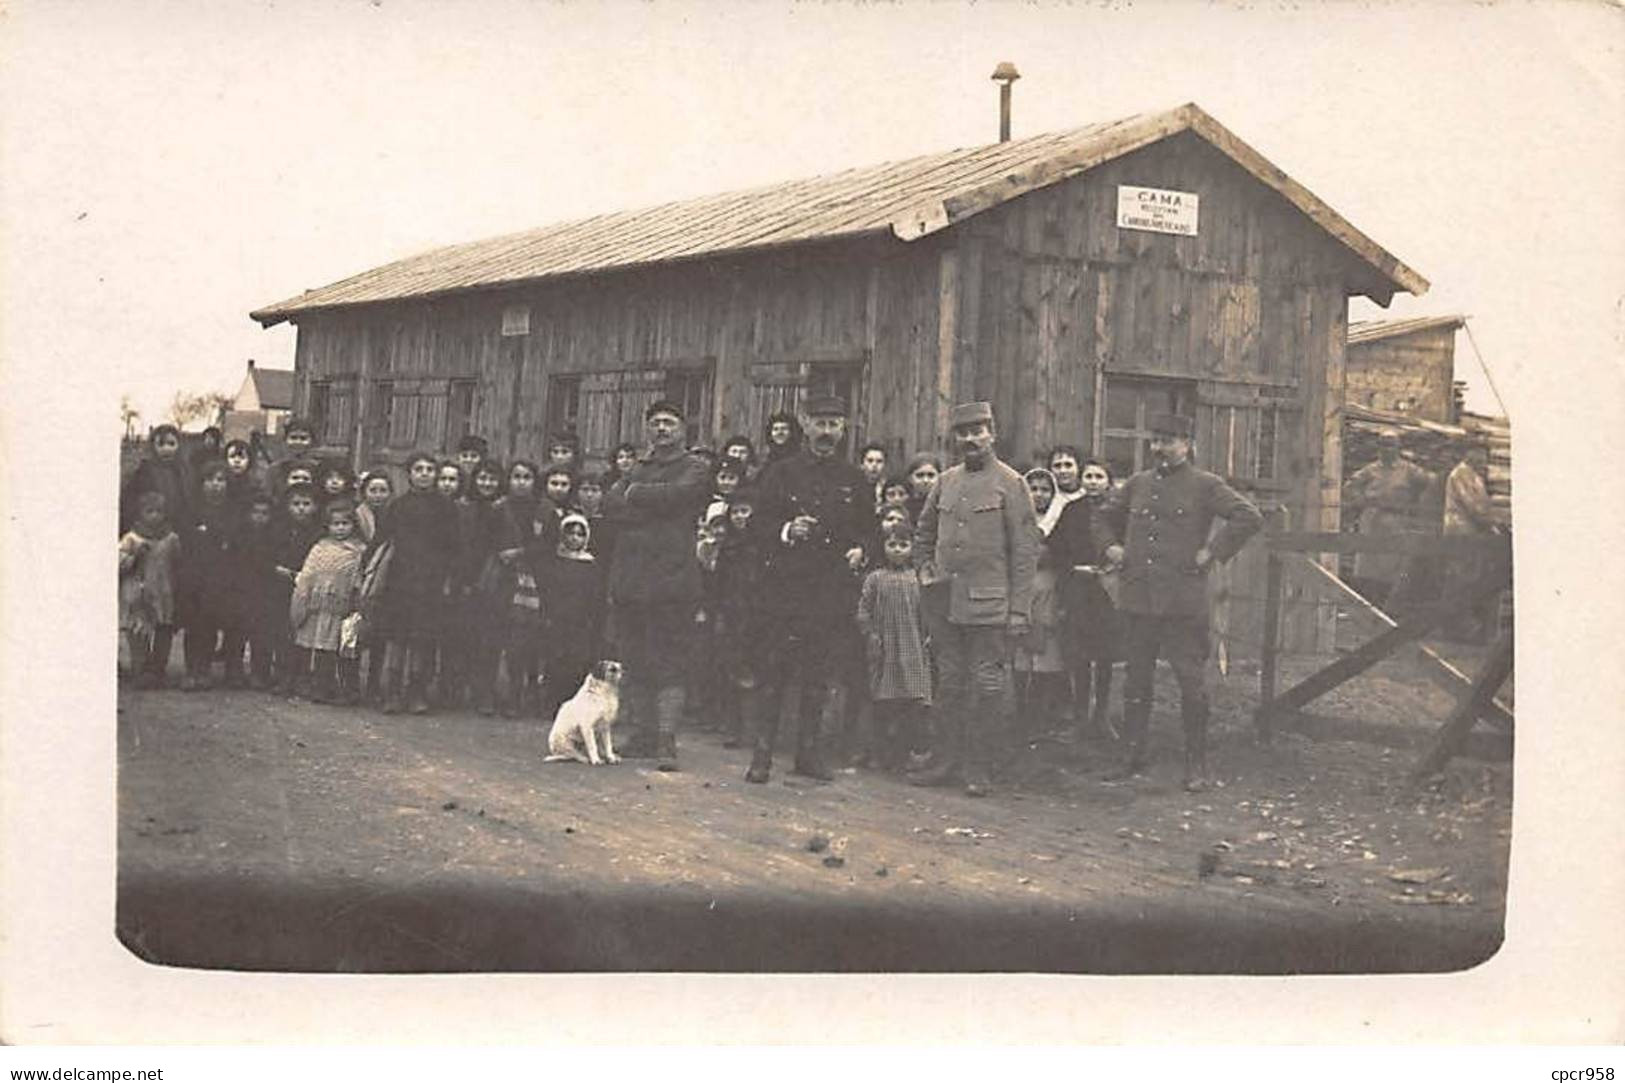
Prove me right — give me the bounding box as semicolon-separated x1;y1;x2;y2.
745;393;872;783
1095;412;1262;791
909;401;1039;797
602;398;713;772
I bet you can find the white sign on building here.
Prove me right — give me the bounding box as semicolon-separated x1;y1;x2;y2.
501;303;531;337
1116;185;1200;236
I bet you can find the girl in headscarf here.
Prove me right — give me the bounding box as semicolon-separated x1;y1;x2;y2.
1014;467;1066;735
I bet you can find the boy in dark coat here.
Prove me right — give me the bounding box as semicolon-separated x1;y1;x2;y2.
121;423;191;534
235;490;284;689
177;461;243;690
372;453;460;714
713;488;770;749
272;482;326;696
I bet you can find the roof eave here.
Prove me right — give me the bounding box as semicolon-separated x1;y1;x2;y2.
249;226;896;327
890;102;1429;303
1348;314;1470;344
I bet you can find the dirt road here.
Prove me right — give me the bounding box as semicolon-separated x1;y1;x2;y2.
117;666;1509;973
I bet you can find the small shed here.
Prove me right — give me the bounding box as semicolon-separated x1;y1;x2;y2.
1345;314;1466;423
251;102;1428;653
226;359;296;438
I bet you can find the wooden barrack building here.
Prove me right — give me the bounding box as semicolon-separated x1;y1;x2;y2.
252;102;1428;652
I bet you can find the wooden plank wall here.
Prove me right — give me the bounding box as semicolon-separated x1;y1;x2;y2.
289;129;1385;654
290;236;946;469
957;131;1366;653
1345;327;1458;422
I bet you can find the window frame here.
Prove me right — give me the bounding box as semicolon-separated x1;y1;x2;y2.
1096;373;1196;477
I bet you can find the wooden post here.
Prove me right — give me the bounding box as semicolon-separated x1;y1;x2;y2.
352;319;372;473
934;246;959;445
1412;633;1514;781
1292;553;1514;729
505;336;525;460
1258;551;1283;741
1255;561;1508;730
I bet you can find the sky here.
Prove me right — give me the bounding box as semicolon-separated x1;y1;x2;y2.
3;0;1622;430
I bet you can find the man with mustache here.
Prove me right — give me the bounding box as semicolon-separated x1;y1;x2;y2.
909;401;1039;797
602;399;713;772
1096;413;1262;791
746;395;871;783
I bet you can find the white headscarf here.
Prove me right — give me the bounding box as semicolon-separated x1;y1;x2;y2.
1038;483;1083;537
1024;467;1068;538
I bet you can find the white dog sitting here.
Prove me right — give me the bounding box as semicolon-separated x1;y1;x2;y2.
543;660;624;766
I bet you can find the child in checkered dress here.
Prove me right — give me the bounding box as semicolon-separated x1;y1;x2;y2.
856;519;932;771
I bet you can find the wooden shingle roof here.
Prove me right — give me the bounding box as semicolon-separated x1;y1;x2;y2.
1347;314;1467;346
250;367;296;410
252;102;1428;326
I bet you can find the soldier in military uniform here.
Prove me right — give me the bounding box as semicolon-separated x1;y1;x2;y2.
746;394;871;783
602;399;713;772
909;401;1039;797
1096;413;1261;791
1342;428;1434;608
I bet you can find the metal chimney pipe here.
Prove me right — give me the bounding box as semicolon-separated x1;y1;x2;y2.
991;61;1021;142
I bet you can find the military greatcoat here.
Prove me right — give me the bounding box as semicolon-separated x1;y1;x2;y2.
914;456;1039;627
1096;461;1262;618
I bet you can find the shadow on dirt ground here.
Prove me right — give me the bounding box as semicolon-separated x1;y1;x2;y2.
116;651;1511;974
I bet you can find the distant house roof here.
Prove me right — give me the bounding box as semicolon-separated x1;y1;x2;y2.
250;367;295;410
252;103;1428;326
1347;314;1467;346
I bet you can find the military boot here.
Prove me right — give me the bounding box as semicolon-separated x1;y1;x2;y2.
961;696;999;797
745;687;780;783
655;685;685;772
722;683;748;749
1090;665;1119;741
380;642;407;715
1181;694;1211;792
1103;696;1150;780
618;683;658;758
908;711;962;788
790;687;834;781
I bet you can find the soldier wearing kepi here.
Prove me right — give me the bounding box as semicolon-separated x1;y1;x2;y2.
602;399;712;772
909;401;1039;797
1097;413;1262;791
746;394;870;783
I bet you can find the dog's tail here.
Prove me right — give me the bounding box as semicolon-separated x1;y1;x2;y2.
543;752;588;764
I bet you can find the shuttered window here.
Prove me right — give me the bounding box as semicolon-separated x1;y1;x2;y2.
306;378;356;448
371;376;476;452
307;380;332;442
748;360;866;447
1195;382;1297;487
548;364;715;460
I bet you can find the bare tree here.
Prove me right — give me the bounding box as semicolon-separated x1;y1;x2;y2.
166;390;232;430
120;395;141;440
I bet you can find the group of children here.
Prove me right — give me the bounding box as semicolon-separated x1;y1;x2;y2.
118;422;619;719
119;415;1126;769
